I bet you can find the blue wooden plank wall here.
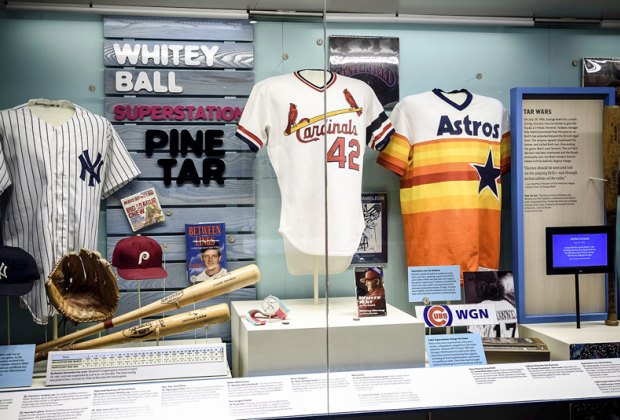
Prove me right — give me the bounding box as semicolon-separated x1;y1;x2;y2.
103;17;256;351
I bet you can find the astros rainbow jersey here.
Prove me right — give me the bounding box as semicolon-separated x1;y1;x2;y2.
235;70;393;275
377;89;510;274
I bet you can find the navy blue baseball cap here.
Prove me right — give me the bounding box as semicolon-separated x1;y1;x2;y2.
0;246;39;296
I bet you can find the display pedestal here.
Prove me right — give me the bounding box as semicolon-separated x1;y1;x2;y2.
520;322;620;360
231;297;425;377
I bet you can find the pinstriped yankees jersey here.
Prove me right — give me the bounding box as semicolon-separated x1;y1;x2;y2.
236;71;394;275
0;100;140;324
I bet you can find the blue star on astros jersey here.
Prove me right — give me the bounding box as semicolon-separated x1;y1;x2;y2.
471;149;501;198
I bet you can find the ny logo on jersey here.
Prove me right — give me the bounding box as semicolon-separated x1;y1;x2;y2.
0;262;7;281
79;150;104;186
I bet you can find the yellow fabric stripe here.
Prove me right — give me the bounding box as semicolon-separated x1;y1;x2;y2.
381;133;410;160
413;143;499;165
500;133;511;158
401;194;502;213
400;181;502;212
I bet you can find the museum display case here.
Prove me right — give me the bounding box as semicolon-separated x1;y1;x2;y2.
1;1;620;418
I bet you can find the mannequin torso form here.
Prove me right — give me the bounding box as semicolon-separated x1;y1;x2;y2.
28;99;76;126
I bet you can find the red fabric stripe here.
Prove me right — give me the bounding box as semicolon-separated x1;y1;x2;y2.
237;125;263;147
401;171;502;188
372;122;393;148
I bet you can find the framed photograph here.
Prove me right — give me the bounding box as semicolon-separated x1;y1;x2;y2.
353;193;388;264
510;87;615;324
329;36;399;109
464;271;518;338
583;57;620;104
354;266;387;317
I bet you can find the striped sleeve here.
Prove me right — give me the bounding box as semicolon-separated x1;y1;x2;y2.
500;108;511;175
0;128;11;194
365;88;394;151
367;112;394;151
376;133;410;177
235;81;267;153
101;121;141;198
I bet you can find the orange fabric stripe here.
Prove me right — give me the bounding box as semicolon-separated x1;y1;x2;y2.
376;133;410;176
500;131;511;173
402;208;501;273
412;171;479;186
412;136;501;149
410;162;474;177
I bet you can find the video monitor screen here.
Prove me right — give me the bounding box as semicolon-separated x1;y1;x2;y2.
546;226;614;275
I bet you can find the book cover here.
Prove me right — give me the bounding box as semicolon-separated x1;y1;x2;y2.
353;192;388;264
185;222;227;284
355;266;387;317
120;187;165;232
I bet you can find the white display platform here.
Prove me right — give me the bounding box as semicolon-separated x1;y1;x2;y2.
520;321;620;360
231;297;425;377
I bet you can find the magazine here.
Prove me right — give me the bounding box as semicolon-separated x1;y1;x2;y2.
185;222;227;284
354;266;387;317
120;187;165;232
353;192;388;264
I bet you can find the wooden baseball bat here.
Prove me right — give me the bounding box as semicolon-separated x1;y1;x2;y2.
36;263;260;356
35;304;230;361
603;105;619;326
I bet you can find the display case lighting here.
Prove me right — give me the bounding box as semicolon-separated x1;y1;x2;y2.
5;2;250;19
325;13;535;27
600;20;620;28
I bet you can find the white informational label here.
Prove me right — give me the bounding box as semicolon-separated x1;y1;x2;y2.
45;343;228;386
415;304;498;327
425;334;487;367
0;344;35;388
2;359;620;419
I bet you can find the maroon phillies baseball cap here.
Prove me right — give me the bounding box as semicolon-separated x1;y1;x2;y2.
112;235;168;280
0;246;39;296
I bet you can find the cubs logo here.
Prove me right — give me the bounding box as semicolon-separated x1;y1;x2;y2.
423;305;453;327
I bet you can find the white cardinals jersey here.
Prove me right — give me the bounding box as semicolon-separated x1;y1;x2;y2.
0;100;140;324
236;70;393;275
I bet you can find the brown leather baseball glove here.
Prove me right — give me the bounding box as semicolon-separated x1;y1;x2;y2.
46;249;120;324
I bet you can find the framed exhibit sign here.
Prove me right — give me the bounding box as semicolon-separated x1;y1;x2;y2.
510;87;615;324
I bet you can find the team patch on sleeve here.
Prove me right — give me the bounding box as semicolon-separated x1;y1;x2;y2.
235;125;264;152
